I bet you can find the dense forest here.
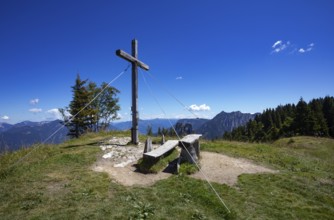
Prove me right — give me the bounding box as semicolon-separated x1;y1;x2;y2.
223;96;334;142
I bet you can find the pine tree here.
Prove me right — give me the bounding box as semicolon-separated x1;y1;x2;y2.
59;74;120;138
323;96;334;137
66;74;92;138
168;127;175;137
293;98;315;135
146;125;153;136
309;99;328;136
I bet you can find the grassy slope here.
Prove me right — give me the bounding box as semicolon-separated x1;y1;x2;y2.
0;133;333;219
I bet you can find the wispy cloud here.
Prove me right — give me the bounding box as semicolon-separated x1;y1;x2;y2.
271;40;315;55
271;40;290;53
298;43;315;54
30;98;39;105
272;40;282;48
188;104;211;111
1;115;10;120
176;76;183;80
29;108;42;113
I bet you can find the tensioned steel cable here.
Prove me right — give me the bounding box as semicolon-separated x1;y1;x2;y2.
140;69;230;213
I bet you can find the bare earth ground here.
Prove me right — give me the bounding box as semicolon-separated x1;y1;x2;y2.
92;137;277;187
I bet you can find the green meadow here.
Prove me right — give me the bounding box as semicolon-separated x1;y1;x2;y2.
1;132;333;219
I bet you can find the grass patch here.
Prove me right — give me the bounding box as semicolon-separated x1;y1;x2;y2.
201;136;334;219
1;133;334;219
179;162;199;175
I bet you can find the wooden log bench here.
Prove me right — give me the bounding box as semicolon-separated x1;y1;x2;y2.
143;140;179;159
179;134;202;164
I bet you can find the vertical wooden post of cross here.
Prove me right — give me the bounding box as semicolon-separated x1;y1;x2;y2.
131;40;139;144
116;39;150;145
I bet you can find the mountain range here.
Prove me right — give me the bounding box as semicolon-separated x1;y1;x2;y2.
198;111;257;139
0;111;256;152
111;118;179;134
174;111;257;139
0;120;68;152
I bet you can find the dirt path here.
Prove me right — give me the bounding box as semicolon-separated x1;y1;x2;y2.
92;137;277;187
190;151;277;186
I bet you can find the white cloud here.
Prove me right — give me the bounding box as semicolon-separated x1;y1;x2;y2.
46;108;63;120
1;115;10;120
298;43;314;54
271;40;289;53
30;98;39;105
272;40;315;54
272;40;282;48
176;76;183;80
29;108;42;113
188;104;211;111
306;42;314;51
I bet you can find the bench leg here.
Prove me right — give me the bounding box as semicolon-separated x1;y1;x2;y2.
194;140;200;158
144;137;152;153
180;144;198;164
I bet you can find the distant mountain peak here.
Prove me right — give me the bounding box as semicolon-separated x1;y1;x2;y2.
198;110;257;139
0;120;68;152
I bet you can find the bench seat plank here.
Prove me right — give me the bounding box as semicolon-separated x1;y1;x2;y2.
143;140;179;158
180;134;202;144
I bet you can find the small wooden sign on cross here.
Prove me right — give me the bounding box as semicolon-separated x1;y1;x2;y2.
116;39;150;144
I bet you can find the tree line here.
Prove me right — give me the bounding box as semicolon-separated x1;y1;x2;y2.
146;126;176;137
60;74;120;138
223;96;334;142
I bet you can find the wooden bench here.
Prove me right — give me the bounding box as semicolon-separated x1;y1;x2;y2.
143;140;179;159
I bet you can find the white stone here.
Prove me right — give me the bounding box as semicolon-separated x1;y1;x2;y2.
102;152;113;159
113;159;133;168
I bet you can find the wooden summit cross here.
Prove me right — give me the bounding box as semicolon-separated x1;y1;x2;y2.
116;39;149;145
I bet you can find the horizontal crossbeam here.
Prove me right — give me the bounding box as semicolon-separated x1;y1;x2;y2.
116;49;149;71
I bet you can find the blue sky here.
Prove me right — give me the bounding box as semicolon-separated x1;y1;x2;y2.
1;0;333;124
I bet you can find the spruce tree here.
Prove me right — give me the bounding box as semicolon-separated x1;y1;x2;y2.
293;98;315;135
309;99;329;136
60;74;120;138
146;125;153;136
323;96;334;137
67;74;92;138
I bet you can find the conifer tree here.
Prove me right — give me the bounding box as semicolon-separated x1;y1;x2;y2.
64;74;93;138
146;125;153;136
293;98;315;135
309;99;328;136
323;96;334;137
60;74;120;138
